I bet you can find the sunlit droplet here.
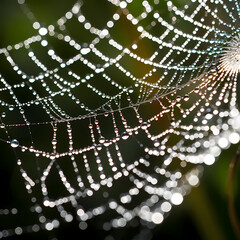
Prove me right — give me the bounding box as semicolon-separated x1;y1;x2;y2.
121;132;129;140
152;212;163;224
99;137;105;144
39;27;48;36
171;193;183;205
11;139;19;148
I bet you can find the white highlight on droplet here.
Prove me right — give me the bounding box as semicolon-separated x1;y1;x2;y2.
151;212;163;224
229;132;240;144
33;22;40;29
81;48;90;55
188;175;199;186
48;50;55;56
161;201;172;212
11;139;19;148
204;154;215;165
120;1;127;8
171;193;183;205
45;223;53;231
41;40;48;46
218;137;229;149
39;27;48;36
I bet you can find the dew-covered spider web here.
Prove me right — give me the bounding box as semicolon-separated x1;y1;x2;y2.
0;0;240;239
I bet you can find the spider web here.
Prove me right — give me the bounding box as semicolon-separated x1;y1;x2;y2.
0;0;239;239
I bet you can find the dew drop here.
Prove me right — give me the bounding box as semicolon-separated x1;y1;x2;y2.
154;140;160;147
194;87;199;93
205;113;213;120
11;139;19;148
9;106;14;111
126;126;131;133
99;137;105;144
96;145;102;151
121;132;129;140
140;122;150;130
176;96;181;102
103;140;111;147
80;48;90;55
184;95;189;101
39;27;48;36
115;135;120;141
176;102;181;107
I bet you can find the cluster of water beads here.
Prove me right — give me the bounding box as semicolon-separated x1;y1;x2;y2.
0;0;239;239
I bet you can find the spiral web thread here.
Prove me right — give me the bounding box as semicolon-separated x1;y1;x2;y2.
0;0;240;238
